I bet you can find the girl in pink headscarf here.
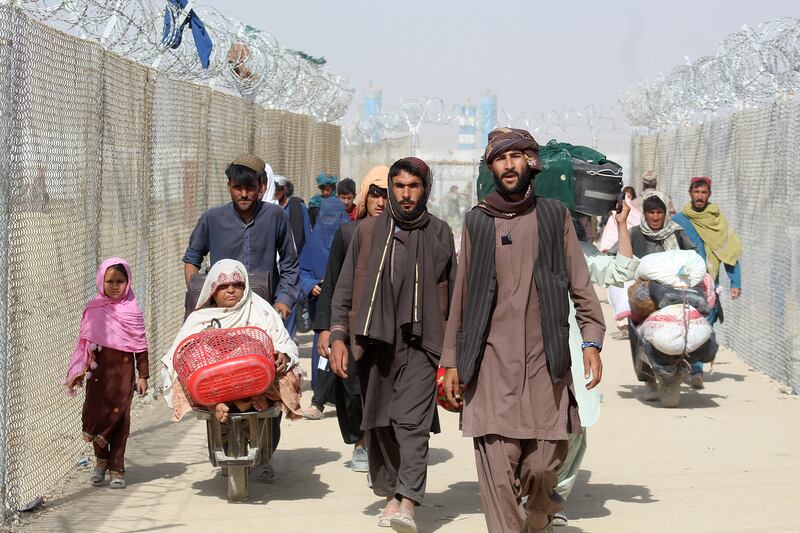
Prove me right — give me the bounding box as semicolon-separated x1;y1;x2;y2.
64;258;149;489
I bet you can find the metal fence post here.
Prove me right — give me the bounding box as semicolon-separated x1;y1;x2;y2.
0;3;16;517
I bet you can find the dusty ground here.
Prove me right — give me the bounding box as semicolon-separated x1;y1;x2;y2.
15;297;800;533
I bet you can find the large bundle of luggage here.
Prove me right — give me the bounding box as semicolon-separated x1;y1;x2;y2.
476;140;623;215
628;250;718;361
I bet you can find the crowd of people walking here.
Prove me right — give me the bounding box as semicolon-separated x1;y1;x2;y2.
62;127;742;533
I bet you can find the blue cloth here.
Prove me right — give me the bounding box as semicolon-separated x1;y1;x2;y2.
674;211;740;377
673;212;742;289
299;198;349;298
162;0;213;69
284;303;297;339
182;201;299;307
309;174;339;209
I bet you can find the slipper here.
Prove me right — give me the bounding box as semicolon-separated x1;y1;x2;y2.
551;512;568;527
90;458;108;486
377;511;396;528
302;405;324;420
109;476;126;489
389;513;417;533
89;467;106;486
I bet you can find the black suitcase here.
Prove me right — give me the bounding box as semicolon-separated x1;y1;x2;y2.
572;159;623;216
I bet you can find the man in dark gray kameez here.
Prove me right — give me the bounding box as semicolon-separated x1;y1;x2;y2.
329;157;456;532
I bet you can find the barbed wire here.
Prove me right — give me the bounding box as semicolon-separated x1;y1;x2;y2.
342;97;630;152
17;0;353;122
621;17;800;129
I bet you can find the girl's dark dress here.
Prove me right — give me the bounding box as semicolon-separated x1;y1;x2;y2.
82;347;148;473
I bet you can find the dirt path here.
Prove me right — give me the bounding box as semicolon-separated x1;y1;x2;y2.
17;299;800;533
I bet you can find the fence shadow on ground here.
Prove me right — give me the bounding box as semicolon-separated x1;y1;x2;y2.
190;446;340;503
567;470;657;521
616;384;726;409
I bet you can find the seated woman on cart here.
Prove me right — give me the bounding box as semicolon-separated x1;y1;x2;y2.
161;259;304;424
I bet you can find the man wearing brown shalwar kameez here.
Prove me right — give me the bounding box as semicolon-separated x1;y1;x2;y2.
329;157;456;532
441;128;605;533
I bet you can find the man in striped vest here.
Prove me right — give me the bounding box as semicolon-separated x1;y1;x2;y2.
440;128;605;533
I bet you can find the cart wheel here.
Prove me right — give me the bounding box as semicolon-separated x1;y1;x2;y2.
227;466;248;501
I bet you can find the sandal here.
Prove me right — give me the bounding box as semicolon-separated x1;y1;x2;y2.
551;512;568;527
90;459;107;486
377;510;396;528
389;513;417;533
109;472;126;489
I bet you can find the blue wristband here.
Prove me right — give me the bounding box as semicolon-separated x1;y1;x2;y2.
581;341;603;352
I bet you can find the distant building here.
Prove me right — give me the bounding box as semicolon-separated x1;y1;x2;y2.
363;86;382;143
458;105;477;151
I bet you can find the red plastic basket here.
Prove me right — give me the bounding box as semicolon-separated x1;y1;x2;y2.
173;326;275;406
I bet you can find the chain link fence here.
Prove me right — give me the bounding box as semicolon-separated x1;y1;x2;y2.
427;161;479;249
0;4;340;516
340;136;413;183
630;98;800;394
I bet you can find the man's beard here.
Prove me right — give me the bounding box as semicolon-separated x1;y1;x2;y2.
494;166;533;196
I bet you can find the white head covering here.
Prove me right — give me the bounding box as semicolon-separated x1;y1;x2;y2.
160;259;298;403
639;190;681;250
263;163;278;204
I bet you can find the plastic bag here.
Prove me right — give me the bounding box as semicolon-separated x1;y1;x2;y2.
296;297;312;333
635;250;707;288
637;304;713;355
648;281;711;315
608;282;633;320
698;273;717;310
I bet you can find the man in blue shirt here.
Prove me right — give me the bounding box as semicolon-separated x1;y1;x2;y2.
673;176;742;389
182;153;299;320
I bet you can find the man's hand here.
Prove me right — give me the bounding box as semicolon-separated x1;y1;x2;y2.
442;367;463;410
136;378;148;396
184;263;200;288
274;352;289;375
730;288;741;300
274;302;290;320
214;403;230;424
317;330;331;358
583;347;603;390
311;285;322;297
614;199;631;225
329;340;349;378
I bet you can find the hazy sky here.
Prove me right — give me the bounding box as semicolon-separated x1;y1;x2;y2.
201;0;797;154
203;1;796;110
